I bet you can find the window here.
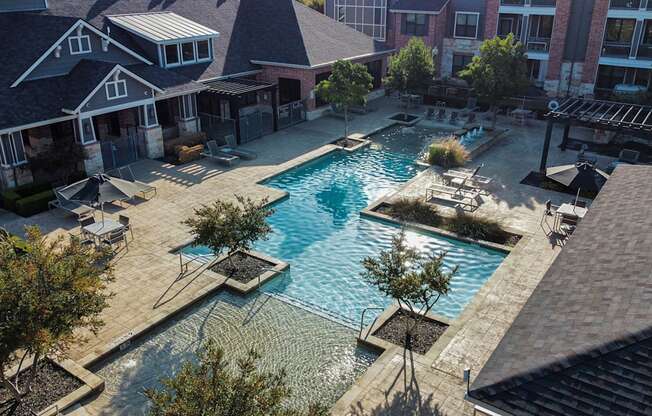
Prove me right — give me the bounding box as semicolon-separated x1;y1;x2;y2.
105;79;128;100
605;18;635;43
181;42;195;63
454;13;479;39
79;117;96;144
0;132;26;167
68;34;91;55
165;44;180;66
403;14;428;36
179;94;197;120
452;54;473;76
197;40;210;60
139;103;158;128
366;60;383;89
529;15;553;39
498;16;517;37
334;0;387;41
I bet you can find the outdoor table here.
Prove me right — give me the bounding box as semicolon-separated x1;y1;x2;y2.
83;219;124;243
555;203;588;231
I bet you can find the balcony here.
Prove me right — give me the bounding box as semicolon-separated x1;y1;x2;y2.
609;0;641;9
527;37;551;52
638;44;652;59
500;0;556;5
602;42;632;57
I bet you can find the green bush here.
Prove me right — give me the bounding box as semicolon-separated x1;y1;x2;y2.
15;190;55;217
447;213;506;241
427;137;469;168
389;198;442;227
1;182;52;211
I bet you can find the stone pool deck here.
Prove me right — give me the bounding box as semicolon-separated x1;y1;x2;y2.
0;97;613;415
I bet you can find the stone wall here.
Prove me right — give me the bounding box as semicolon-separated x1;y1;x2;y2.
440;38;482;78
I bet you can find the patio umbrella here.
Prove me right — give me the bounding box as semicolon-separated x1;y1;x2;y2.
545;162;610;193
59;173;139;222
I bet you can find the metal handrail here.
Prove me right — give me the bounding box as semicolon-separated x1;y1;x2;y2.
359;307;385;339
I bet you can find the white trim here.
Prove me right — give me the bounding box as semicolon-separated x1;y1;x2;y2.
71;65;163;113
250;50;394;70
11;20;153;88
77;98;156;119
199;70;263;82
608;9;652;19
155;86;208;100
164;43;181;67
599;56;652;68
499;5;556;16
454;11;480;39
389;0;450;17
105;79;128;100
68;34;92;55
0;132;27;168
78;116;96;145
526;51;550;61
0;115;76;136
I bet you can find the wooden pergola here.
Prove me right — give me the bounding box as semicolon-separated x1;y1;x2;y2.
540;98;652;171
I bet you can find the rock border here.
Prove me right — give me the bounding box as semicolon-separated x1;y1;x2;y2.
387;112;423;126
332;134;371;152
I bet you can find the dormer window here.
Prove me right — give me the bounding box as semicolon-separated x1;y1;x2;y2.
165;44;180;66
162;39;213;68
105;72;128;100
197;40;210;60
69;27;91;55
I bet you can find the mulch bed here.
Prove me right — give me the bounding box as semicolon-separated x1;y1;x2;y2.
372;309;448;355
211;251;275;283
520;171;597;199
0;360;82;416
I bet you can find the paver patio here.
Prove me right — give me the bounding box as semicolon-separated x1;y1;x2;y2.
1;97;610;415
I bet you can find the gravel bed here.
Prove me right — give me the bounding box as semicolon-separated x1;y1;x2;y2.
372;309;448;355
211;252;275;283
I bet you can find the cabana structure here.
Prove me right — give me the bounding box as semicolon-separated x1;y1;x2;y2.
540;98;652;172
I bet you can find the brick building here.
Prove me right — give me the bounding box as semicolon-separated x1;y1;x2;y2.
325;0;652;98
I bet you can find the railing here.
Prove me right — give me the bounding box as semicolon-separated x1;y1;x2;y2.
527;37;551;52
359;307;385;339
278;100;306;129
500;0;555;6
601;42;632;57
609;0;641;9
199;112;236;144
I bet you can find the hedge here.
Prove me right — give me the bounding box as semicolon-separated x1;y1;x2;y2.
14;189;55;217
1;181;53;211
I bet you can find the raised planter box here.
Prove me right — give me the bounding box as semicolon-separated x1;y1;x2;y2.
210;249;289;294
387;113;422;126
332;133;371;152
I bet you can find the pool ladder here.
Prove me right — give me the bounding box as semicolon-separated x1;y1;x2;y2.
359;307;385;339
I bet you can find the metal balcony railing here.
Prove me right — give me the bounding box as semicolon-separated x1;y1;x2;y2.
527;37;551;52
602;42;632;57
609;0;641;9
500;0;555;6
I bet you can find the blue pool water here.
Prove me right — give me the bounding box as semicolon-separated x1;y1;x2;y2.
185;126;506;326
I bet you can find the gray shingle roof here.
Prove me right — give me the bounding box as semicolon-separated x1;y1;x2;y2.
389;0;450;13
469;164;652;416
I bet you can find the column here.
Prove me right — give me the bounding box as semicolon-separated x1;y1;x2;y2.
177;94;200;136
138;103;164;159
76;116;104;175
539;119;555;172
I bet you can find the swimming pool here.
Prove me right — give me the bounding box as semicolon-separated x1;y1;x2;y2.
184;126;506;326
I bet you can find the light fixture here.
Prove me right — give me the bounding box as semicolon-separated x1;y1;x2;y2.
54;45;62;58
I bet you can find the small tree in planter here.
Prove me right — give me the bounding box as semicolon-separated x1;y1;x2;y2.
183;195;274;276
459;34;529;129
384;38;435;101
0;227;113;405
315;60;373;140
361;231;457;349
145;340;328;416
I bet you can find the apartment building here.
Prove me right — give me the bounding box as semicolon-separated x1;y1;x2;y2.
325;0;652;99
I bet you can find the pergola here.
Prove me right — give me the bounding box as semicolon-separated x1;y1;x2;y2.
540;98;652;171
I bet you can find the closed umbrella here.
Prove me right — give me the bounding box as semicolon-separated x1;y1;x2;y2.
59;173;139;223
545;162;609;194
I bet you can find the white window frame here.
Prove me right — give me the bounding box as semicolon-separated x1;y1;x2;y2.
164;43;181;67
68;34;92;55
180;41;196;64
78;117;96;145
454;12;480;40
179;94;197;121
0;132;27;168
105;79;128;101
196;39;212;62
139;103;159;128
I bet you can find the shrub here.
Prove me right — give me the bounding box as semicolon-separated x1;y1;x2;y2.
447;213;506;241
1;182;52;211
14;189;55;217
389;198;442;227
427;137;469;168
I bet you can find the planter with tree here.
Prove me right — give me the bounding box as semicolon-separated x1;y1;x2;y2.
459;34;529;129
361;231;457;354
0;227;113;415
315;60;373;141
183;195;281;286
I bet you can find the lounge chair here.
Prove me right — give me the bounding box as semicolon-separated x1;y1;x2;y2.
48;187;95;219
425;182;480;210
425;107;436;119
118;165;157;199
436;109;446;121
219;145;257;160
449;112;459;125
443;165;493;190
201;140;240;166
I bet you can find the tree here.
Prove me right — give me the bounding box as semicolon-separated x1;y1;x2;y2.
297;0;324;13
0;227;113;404
145;340;328;416
315;60;373;139
182;195;274;272
459;34;529;128
384;38;435;96
361;231;457;348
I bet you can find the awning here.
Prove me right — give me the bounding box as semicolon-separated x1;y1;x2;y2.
203;78;276;97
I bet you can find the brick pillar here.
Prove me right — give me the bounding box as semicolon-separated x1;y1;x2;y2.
581;0;610;88
82;142;104;175
139;126;164;159
484;0;500;40
545;0;572;95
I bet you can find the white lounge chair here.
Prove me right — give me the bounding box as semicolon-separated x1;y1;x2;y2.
425;180;481;210
48;187;95;219
444;165;492;190
218;145;257;160
117;165;157;199
201;140;240;166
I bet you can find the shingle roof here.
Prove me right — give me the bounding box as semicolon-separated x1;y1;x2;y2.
107;12;219;43
389;0;450;13
469;164;652;416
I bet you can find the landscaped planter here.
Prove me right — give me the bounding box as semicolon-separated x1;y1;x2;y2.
333;134;370;152
388;113;422;126
210;249;288;294
0;358;103;416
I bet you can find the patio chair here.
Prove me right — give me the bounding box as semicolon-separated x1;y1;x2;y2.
559;215;578;236
118;165;157;200
619;148;640;164
544;200;560;216
70;232;95;249
48;187;95;219
444;165;493;190
218;144;257;160
119;214;133;239
224;134;237;146
201;140;240;166
425;107;436;120
436;109;446;121
102;228;128;252
449;112;459;125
